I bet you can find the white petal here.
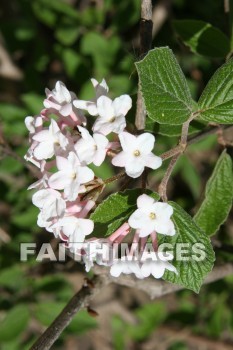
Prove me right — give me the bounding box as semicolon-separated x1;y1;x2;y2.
110;262;123;277
112;95;132;116
141;261;152;277
33;141;54;160
137;194;155;210
78;218;94;236
55;81;71;103
50;119;60;135
56;156;71;171
136;133;155;154
96;96;114;119
111;152;128;167
92;119;112;135
93;149;106;166
154;202;174;219
73;100;89;110
118;132;136;152
125;160;144;178
93;133;108;149
59;103;72;117
144;154;162;170
128;209;148;229
49;171;71;190
33;130;50;142
111;115;126;134
151;262;166;279
77;166;94;184
25;116;35;133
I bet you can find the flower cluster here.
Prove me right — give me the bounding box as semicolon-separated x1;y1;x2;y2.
25;79;177;279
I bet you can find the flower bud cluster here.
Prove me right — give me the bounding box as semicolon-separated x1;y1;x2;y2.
25;79;177;279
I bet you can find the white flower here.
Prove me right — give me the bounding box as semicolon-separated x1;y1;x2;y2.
92;95;132;135
52;216;94;247
141;255;177;279
73;78;109;116
44;81;74;117
112;132;162;178
48;152;94;201
44;81;86;125
32;188;66;221
32;119;69;160
74;126;108;166
25;116;43;134
128;194;176;237
110;259;144;278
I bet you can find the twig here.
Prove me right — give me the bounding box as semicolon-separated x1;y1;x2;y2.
158;153;180;201
160;124;233;161
135;0;153;131
158;112;197;201
30;275;109;350
30;262;233;350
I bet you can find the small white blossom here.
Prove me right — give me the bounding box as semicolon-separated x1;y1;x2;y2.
129;194;176;237
74;126;108;166
73;78;109;116
92;95;132;135
112;132;162;178
141;254;177;279
32;188;66;221
110;259;144;278
52;216;94;247
32;119;69;160
44;81;74;117
48;152;94;201
25;116;43;134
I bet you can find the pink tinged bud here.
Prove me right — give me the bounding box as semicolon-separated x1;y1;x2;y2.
108;222;131;243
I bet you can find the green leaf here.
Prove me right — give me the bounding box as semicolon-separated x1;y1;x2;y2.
162;202;215;293
55;26;79;46
90;189;159;238
21;93;44;115
194;150;233;236
62;49;81;77
0;266;26;290
128;303;167;341
198;58;233;123
136;47;194;125
0;305;30;341
173;20;230;58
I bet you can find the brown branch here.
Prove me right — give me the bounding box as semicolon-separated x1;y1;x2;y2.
158;153;180;201
30;275;109;350
30;262;233;350
158;112;197;200
135;0;153;131
160;124;233;162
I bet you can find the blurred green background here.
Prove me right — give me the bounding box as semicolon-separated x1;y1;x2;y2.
0;0;233;349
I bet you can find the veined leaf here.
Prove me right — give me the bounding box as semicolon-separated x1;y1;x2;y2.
194;150;233;236
174;20;230;58
198;58;233;123
136;47;194;125
162;202;215;293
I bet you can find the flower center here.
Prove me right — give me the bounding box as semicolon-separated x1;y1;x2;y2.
71;172;76;179
109;116;116;123
134;150;141;157
149;212;156;220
